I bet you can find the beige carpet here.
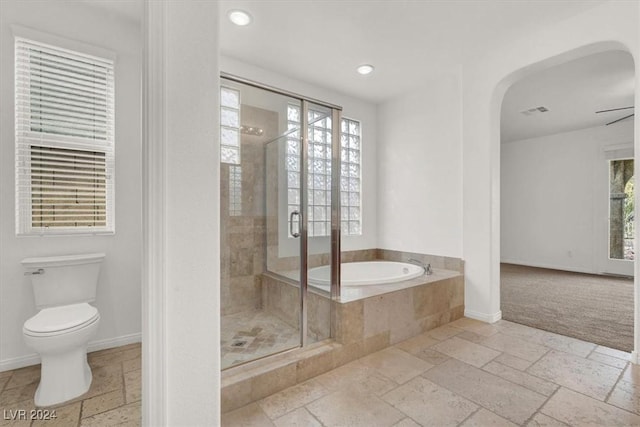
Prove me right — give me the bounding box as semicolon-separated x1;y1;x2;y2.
500;263;633;351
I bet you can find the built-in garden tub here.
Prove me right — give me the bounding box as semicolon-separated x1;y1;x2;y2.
309;261;424;287
223;258;464;413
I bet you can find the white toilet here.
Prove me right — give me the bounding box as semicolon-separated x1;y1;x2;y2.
22;253;104;407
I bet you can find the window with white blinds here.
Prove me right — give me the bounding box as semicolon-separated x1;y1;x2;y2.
15;37;115;235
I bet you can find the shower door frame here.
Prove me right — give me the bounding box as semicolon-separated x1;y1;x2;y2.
220;72;342;347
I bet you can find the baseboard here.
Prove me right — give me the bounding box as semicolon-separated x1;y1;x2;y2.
87;332;141;353
0;353;40;373
499;259;595;275
0;332;141;372
631;351;639;365
465;309;502;324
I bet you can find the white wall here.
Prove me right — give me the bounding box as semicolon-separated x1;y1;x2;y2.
501;122;634;274
0;1;141;370
377;71;463;257
460;0;639;323
221;56;378;253
161;2;221;425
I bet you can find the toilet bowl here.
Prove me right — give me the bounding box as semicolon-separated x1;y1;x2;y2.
23;303;100;406
21;253;104;407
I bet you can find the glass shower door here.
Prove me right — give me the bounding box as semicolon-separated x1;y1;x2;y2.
220;75;341;369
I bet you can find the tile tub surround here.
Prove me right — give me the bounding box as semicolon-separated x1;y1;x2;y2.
222;269;464;412
224;319;640;427
0;343;141;426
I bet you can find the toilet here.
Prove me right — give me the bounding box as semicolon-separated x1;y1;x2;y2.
22;253;104;407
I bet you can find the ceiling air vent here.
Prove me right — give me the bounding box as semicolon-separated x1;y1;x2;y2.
520;106;549;116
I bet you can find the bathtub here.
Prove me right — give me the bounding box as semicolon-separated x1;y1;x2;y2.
308;261;424;287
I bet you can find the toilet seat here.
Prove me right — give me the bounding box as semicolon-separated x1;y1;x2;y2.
24;303;99;337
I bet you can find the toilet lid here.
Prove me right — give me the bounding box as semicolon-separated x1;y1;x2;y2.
24;303;99;334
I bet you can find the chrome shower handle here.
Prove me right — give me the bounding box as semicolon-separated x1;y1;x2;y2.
289;210;301;238
24;269;44;276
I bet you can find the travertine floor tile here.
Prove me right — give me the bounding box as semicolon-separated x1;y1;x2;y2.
80;401;140;427
3;366;40;390
0;398;35;427
449;317;500;337
394;332;440;354
359;347;433;384
424;358;547;424
124;369;141;404
527;350;621;400
480;332;548;362
273;407;321;427
82;363;124;400
460;408;518;427
526;413;570;426
428;324;463;340
0;382;38;407
607;379;640;414
222;402;275;427
0;377;9;394
456;330;486;344
81;390;125;418
431;336;500;368
594;345;630;361
258;379;328;420
533;332;596;358
307;388;404;427
483;361;558;396
314;359;399;397
588;351;628;369
383;376;477;426
410;348;450;365
0;343;140;426
393;418;421;427
32;401;81;427
122;357;142;373
623;363;640;384
542;387;640;426
493;352;533;371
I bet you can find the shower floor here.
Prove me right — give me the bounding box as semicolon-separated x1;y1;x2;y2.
221;310;302;369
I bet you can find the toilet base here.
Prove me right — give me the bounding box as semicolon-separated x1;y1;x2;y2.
34;347;92;407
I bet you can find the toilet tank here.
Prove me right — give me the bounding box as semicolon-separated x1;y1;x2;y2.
22;253;105;309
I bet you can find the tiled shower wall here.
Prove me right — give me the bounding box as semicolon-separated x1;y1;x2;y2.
220;105;278;316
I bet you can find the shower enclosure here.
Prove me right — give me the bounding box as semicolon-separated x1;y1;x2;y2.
220;75;341;369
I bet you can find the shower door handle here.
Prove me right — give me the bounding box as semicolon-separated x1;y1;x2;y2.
290;210;301;238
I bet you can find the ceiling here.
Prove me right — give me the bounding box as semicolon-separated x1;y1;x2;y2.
86;1;634;142
219;0;607;103
501;50;635;143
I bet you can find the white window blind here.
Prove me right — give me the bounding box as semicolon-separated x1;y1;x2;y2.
15;37;115;235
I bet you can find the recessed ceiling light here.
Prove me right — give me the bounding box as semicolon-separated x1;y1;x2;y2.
228;10;252;26
357;64;374;75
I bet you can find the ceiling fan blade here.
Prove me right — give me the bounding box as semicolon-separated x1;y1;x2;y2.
596;106;634;114
606;113;635;126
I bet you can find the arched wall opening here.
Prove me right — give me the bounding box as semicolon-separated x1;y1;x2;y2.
496;45;635;351
481;39;638;358
461;0;639;362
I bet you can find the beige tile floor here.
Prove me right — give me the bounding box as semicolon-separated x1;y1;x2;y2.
0;343;141;427
223;318;640;427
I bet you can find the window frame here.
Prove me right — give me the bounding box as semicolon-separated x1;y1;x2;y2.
14;28;116;236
